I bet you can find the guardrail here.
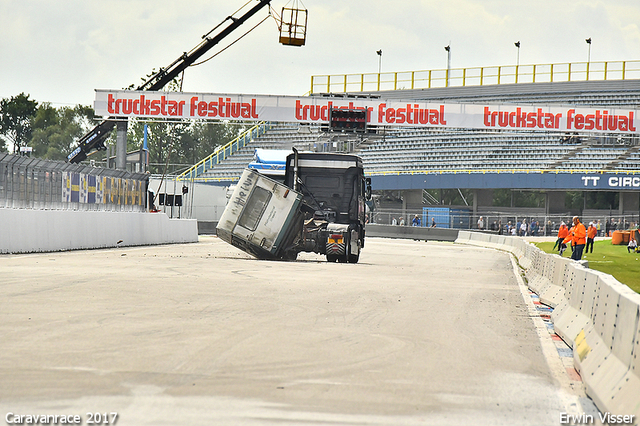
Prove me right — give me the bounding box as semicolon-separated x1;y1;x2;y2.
177;121;272;181
456;231;640;422
311;60;640;94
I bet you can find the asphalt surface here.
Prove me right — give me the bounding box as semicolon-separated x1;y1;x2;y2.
0;236;586;425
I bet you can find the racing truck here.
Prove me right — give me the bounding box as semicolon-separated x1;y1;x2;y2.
216;150;371;263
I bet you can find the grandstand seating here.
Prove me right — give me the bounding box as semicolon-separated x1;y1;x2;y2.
196;123;322;180
194;79;640;182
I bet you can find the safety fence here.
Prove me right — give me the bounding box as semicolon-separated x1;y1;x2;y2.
456;231;640;421
371;207;639;236
0;153;148;212
311;60;640;94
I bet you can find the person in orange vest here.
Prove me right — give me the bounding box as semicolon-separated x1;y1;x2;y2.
553;222;569;251
562;224;575;256
586;222;597;253
565;216;587;260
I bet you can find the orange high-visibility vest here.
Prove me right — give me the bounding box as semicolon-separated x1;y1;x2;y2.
558;225;569;239
573;222;587;245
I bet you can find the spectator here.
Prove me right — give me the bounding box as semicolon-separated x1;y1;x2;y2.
567;216;587;261
399;216;405;226
586;222;597;253
554;222;569;251
431;217;436;228
412;214;421;227
562;225;573;256
391;217;397;226
477;216;484;230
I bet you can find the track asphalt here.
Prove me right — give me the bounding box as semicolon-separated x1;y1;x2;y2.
0;236;593;425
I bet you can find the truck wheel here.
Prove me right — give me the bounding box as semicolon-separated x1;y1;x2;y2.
326;254;338;262
346;231;360;263
283;250;298;261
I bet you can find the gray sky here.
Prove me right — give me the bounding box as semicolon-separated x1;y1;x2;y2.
1;0;639;108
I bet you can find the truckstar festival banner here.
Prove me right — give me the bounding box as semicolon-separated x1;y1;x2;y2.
94;90;639;134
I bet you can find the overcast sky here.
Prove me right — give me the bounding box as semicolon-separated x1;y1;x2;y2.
1;0;639;108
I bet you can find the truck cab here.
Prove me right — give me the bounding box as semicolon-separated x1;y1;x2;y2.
284;151;369;262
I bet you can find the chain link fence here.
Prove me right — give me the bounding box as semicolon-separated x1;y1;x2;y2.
370;207;639;237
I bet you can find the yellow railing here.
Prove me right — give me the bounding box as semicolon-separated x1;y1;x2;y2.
176;122;272;181
311;60;640;94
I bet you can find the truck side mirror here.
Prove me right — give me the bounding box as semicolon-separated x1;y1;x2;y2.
365;178;372;201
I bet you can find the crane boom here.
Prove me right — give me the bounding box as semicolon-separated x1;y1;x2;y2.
68;0;272;163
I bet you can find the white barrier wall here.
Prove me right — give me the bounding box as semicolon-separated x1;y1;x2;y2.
456;231;640;423
0;208;198;253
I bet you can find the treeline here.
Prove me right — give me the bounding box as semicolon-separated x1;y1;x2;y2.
0;92;241;174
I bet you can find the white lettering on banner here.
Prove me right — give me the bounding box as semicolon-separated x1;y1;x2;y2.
582;176;601;187
94;90;640;134
608;177;640;187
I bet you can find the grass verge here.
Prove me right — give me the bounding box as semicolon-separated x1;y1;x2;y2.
534;240;640;294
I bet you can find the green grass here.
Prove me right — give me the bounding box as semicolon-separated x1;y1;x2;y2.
534;240;640;294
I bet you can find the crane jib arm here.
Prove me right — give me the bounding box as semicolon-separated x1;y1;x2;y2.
67;0;272;163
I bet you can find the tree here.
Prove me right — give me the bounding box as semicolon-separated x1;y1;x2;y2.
183;121;240;164
0;93;38;154
123;119;241;174
29;104;99;161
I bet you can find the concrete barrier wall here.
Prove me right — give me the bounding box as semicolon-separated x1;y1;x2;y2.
455;231;640;423
364;224;460;241
0;208;198;254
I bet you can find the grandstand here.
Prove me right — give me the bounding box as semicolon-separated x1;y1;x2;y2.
178;62;640;226
190;78;640;178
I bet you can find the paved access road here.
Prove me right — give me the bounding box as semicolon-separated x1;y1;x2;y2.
0;236;583;425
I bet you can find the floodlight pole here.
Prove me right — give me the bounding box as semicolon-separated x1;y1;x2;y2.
515;41;520;83
586;38;592;80
444;45;451;87
376;49;383;90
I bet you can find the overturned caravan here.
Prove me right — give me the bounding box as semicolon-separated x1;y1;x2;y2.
217;152;371;263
